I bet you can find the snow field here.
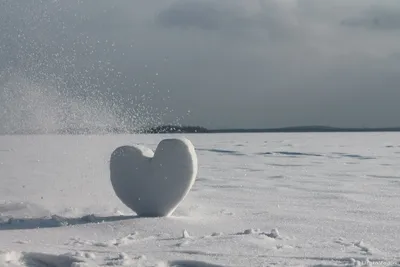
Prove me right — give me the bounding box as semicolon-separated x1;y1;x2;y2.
0;133;399;266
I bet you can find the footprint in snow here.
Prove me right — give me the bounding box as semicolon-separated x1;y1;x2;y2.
236;228;281;239
334;237;379;256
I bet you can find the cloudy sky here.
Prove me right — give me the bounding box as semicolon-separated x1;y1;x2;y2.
0;0;399;131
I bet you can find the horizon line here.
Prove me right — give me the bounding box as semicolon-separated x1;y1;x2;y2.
2;125;400;135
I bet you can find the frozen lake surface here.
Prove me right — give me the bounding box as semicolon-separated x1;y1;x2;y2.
0;133;399;266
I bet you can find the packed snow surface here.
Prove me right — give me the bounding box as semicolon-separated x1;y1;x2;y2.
0;133;399;267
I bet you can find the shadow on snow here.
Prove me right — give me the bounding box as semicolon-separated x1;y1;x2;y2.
0;214;137;231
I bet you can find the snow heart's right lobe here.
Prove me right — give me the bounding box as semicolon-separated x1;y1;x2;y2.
109;138;198;217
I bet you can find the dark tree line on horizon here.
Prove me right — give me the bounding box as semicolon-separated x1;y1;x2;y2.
142;125;209;134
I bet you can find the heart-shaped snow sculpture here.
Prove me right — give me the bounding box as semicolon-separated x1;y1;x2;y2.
109;138;198;217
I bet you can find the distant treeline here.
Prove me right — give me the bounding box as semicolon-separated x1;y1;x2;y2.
3;125;400;135
142;125;209;133
144;125;400;133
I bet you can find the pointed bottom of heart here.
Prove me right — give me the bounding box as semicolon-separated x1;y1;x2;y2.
109;137;198;217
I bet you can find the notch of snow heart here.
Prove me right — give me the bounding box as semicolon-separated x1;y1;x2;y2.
109;138;198;217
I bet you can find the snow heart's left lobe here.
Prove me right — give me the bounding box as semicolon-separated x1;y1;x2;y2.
109;138;198;217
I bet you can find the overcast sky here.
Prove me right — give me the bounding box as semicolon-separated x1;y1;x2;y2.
1;0;400;131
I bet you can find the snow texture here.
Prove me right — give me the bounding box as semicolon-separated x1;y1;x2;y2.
110;138;198;217
1;133;400;267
